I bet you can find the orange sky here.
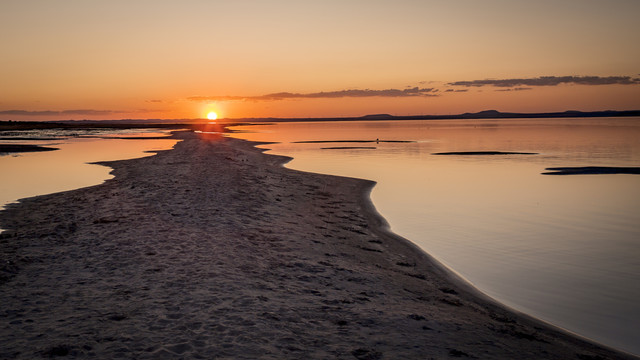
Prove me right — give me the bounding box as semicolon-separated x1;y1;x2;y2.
1;0;639;120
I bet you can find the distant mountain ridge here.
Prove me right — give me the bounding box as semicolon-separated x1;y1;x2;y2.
240;109;640;122
354;109;640;121
1;110;639;127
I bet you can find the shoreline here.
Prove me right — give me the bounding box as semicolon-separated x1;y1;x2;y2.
324;145;637;359
0;130;636;359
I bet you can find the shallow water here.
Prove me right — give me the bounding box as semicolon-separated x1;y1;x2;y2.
0;129;179;209
229;118;640;355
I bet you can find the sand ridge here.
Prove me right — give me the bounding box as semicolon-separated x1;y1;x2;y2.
0;131;636;359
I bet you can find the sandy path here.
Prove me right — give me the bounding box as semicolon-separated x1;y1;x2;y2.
0;131;635;359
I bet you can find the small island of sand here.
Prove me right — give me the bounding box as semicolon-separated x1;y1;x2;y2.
433;151;538;155
0;144;59;154
543;166;640;175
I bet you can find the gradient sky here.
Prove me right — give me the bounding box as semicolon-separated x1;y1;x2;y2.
1;0;639;120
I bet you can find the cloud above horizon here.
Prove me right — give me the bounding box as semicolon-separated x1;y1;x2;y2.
4;74;636;119
188;87;438;102
448;75;640;88
0;109;123;116
188;75;639;103
0;109;161;118
495;87;533;92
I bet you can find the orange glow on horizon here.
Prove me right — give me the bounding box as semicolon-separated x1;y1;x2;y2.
1;2;639;121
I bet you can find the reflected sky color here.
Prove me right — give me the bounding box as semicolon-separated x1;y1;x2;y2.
230;118;640;355
0;132;178;209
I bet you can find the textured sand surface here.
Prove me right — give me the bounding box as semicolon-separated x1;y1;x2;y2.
1;131;636;359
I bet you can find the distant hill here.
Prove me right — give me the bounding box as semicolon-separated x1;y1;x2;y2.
353;109;640;121
2;110;639;129
239;109;640;122
360;114;394;120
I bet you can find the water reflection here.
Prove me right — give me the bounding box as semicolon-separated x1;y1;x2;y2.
0;131;179;209
229;118;640;355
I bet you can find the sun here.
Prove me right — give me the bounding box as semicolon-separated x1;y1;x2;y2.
206;111;218;120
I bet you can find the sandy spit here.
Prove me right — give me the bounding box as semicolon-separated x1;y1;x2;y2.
0;131;636;359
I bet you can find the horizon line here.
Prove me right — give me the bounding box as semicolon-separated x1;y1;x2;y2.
1;109;640;124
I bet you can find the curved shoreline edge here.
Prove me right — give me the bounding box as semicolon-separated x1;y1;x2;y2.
0;131;637;359
261;137;638;359
341;151;638;359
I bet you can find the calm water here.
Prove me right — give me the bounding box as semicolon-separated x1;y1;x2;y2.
229;118;640;355
0;129;179;209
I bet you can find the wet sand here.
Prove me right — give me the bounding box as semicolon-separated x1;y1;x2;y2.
0;131;636;359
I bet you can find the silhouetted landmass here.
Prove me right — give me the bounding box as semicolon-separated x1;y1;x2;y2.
433;151;538;155
360;114;394;120
321;146;377;150
107;136;173;140
0;144;59;153
240;109;640;122
0;137;62;141
294;140;415;144
2;109;639;128
542;167;640;175
0;121;189;131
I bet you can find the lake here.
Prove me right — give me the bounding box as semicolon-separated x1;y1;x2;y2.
0;128;179;210
229;117;640;355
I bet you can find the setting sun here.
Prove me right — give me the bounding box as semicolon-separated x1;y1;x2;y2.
206;111;218;120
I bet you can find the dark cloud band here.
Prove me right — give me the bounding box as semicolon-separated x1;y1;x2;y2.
495;87;533;92
448;76;640;88
189;87;438;102
189;75;639;103
0;109;119;116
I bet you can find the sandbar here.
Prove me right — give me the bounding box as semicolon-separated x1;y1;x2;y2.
295;140;415;144
321;147;377;150
433;151;538;155
0;131;635;359
543;166;640;175
0;144;59;154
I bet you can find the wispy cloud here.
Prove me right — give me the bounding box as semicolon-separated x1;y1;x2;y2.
448;75;640;88
495;87;533;92
189;75;639;103
188;87;438;102
0;109;120;116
